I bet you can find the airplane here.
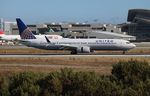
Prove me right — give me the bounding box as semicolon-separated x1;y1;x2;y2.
16;18;136;54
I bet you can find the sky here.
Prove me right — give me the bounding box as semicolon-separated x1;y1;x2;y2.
0;0;150;24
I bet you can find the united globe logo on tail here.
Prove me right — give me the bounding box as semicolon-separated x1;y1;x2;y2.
16;18;36;39
21;28;36;39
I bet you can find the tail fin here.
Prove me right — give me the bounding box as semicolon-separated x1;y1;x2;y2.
48;26;54;32
16;18;36;39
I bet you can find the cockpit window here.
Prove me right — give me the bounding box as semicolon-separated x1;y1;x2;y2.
126;42;130;44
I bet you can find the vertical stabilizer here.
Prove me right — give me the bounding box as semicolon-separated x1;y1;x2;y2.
16;18;36;39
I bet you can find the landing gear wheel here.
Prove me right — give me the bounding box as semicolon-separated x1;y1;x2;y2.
71;50;77;54
123;51;126;54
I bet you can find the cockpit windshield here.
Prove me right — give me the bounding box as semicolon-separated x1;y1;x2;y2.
126;42;130;44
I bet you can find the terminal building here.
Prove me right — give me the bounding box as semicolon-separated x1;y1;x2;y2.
0;17;136;41
0;18;4;31
120;9;150;41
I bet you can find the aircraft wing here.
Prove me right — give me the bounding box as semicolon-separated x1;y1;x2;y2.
56;44;79;50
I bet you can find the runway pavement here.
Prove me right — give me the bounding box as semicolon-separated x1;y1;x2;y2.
0;54;150;58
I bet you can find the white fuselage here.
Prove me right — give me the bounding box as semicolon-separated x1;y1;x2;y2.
21;38;136;52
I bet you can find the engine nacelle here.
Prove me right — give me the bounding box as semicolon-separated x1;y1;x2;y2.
76;46;91;53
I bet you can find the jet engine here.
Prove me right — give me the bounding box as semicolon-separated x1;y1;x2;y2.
76;46;91;53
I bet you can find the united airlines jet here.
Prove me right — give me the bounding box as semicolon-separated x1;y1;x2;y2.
16;18;136;54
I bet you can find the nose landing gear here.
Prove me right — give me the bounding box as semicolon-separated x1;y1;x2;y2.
123;51;126;54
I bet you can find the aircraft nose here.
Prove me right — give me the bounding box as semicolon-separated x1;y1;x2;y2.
131;43;136;48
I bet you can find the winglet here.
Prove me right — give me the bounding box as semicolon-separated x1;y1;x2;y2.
45;36;51;43
16;18;36;39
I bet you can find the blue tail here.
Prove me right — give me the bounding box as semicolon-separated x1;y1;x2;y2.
16;18;36;39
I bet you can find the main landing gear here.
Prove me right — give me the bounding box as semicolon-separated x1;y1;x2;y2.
71;50;77;54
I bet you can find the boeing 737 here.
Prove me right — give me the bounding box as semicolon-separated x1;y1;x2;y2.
16;18;136;54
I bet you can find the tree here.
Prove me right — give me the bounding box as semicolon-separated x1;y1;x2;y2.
0;77;10;96
112;60;150;87
38;71;62;96
9;72;41;96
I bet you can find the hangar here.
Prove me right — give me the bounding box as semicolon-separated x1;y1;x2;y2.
120;9;150;41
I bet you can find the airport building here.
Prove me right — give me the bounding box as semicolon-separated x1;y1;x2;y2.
120;9;150;41
4;21;16;35
0;17;135;41
0;18;4;31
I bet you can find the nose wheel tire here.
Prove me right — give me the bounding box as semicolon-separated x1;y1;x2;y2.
123;51;126;54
